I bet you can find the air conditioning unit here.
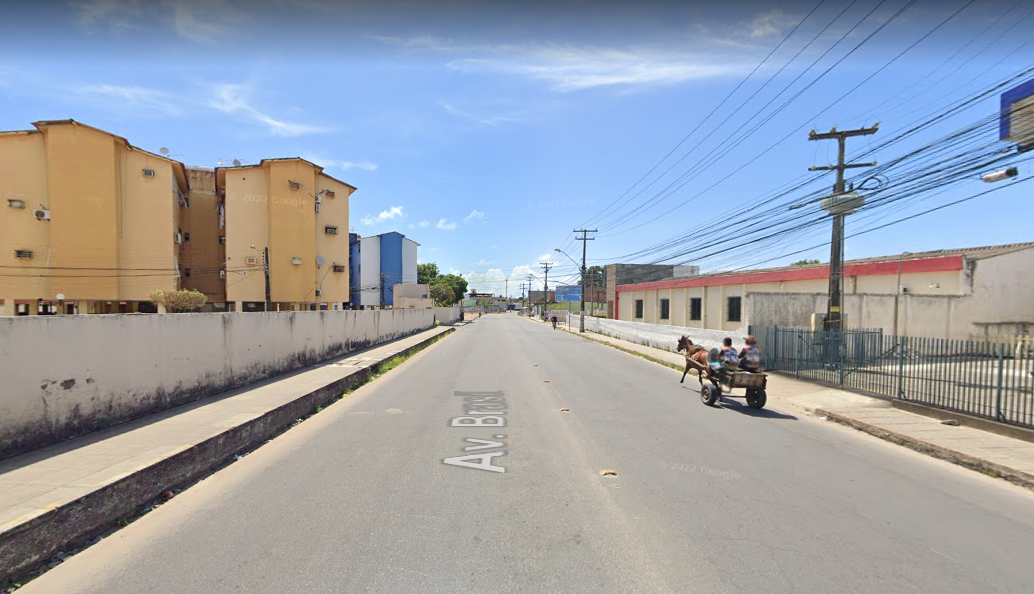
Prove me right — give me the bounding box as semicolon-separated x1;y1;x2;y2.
142;169;156;178
174;232;183;244
219;269;226;279
324;190;335;198
34;209;51;220
333;264;345;273
315;202;321;213
315;289;322;298
291;257;303;265
7;198;25;209
289;180;300;190
219;236;226;244
325;226;338;235
14;249;33;259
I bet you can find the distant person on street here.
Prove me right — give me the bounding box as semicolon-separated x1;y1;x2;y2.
551;315;558;329
738;336;761;372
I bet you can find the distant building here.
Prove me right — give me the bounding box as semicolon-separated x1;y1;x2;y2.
394;283;433;309
605;264;699;318
527;290;556;304
349;231;418;308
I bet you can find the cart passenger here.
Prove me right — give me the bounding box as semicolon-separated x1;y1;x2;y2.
719;337;740;370
739;335;761;373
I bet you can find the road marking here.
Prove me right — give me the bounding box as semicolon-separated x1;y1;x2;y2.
444;391;509;473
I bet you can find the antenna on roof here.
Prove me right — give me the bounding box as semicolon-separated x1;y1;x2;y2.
160;147;170;156
233;159;241;167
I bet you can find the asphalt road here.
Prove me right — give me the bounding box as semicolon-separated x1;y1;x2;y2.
22;315;1034;594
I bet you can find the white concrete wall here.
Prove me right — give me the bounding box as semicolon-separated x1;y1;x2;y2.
359;236;380;307
581;316;746;354
434;306;461;324
402;238;418;284
0;309;433;458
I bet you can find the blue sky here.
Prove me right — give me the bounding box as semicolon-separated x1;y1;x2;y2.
2;0;1031;297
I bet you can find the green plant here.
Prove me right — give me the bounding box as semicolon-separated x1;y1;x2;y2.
150;289;207;312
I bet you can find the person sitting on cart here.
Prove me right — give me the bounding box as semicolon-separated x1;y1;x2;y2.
738;335;761;373
719;337;741;371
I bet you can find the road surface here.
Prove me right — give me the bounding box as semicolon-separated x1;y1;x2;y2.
22;315;1034;593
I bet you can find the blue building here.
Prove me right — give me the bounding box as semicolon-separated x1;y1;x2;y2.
349;231;419;308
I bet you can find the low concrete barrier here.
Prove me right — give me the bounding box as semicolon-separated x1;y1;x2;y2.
579;317;747;354
0;309;432;459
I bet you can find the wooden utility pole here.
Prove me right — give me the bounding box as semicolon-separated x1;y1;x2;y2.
539;262;552;320
573;229;596;333
808;124;878;331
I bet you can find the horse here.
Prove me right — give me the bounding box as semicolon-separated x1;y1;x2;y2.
676;336;718;385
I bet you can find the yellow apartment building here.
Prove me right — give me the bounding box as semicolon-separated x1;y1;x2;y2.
217;158;355;311
0;120;188;315
180;167;227;305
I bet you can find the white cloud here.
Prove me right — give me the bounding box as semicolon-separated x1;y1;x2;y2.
205;82;331;137
465;209;486;222
745;9;800;39
361;205;404;226
381;36;748;92
341;161;378;171
408;219;431;230
437;218;458;231
77;84;183;115
439;101;516;126
473;259;496;266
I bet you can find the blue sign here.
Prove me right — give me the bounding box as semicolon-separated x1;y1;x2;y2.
556;285;582;302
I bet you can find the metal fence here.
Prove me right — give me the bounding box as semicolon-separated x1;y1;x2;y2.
749;326;1034;429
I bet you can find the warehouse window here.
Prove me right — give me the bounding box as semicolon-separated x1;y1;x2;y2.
690;298;702;321
727;296;742;323
660;298;670;320
635;299;644;319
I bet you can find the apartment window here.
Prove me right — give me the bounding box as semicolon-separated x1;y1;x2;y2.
325;190;335;198
219;236;226;245
727;296;742;323
635;299;644;319
333;264;345;273
14;249;33;259
690;298;702;321
325;225;339;235
660;298;670;320
141;168;155;177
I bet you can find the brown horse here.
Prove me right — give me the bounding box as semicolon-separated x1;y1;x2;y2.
676;336;718;385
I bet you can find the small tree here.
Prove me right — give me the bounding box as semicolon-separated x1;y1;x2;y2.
151;289;207;313
791;259;821;267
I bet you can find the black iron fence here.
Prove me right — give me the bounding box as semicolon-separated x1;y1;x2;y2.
749;326;1034;429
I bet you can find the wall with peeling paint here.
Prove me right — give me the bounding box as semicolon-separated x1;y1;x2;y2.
0;309;432;459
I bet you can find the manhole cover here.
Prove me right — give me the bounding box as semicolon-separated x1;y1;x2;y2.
600;470;618;477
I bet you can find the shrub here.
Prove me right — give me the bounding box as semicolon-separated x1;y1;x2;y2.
150;289;207;313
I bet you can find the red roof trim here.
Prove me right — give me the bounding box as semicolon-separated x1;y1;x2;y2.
617;255;963;293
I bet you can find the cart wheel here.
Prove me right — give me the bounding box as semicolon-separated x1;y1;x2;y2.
746;389;767;409
701;383;719;406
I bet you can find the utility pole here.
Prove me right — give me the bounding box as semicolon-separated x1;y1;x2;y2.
539;262;552;320
573;228;597;333
808;124;878;332
526;274;534;314
380;272;385;309
263;247;271;312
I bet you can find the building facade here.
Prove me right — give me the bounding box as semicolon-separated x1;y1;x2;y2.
1;120;188;315
348;231;419;308
605;264;699;319
615;243;1034;340
217;158;355;311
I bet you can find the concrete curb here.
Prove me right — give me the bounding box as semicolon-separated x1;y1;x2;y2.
0;327;455;586
815;408;1034;492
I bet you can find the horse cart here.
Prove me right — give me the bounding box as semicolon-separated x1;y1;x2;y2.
677;337;768;410
699;354;768;409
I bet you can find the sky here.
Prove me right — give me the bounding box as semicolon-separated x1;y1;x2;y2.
1;0;1031;297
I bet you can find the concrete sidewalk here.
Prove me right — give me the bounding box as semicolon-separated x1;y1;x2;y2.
0;324;456;585
538;317;1034;492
